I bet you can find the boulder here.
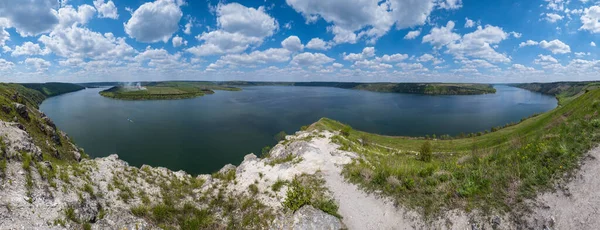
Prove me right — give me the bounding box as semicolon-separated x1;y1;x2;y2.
51;133;61;146
73;150;81;162
43;117;56;129
270;205;346;230
13;103;29;121
219;164;236;174
71;200;100;223
1;105;11;114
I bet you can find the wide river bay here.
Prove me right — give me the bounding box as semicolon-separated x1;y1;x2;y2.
40;85;557;174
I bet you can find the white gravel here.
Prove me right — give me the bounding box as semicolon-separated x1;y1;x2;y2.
527;145;600;229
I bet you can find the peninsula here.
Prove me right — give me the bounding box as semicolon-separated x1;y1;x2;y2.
99;82;241;100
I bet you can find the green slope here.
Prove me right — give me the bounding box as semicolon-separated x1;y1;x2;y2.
311;85;600;215
21;82;85;97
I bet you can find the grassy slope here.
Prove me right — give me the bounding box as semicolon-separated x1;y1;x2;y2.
21;82;85;97
0;83;82;163
99;82;241;100
513;81;600;105
310;85;600;216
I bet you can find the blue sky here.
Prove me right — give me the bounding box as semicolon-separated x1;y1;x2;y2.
0;0;599;83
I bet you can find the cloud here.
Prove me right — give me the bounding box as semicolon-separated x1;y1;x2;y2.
534;54;558;64
93;0;119;19
286;0;438;44
39;26;135;60
56;4;96;28
0;0;59;36
291;52;334;66
306;38;330;50
343;47;376;61
539;39;571;54
12;42;51;56
124;0;183;43
580;6;600;33
187;3;277;56
172;35;187;47
437;0;463;10
25;57;51;71
519;40;539;47
592;41;597;47
0;19;9;46
416;53;443;65
184;19;193;35
404;30;421;39
374;53;408;63
445;24;511;63
352;59;393;70
0;59;14;71
422;21;460;49
545;13;564;23
464;17;475;28
208;48;291;69
511;64;536;72
133;47;186;69
281;36;304;52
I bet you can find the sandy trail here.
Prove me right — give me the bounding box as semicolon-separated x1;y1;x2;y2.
307;135;420;230
528;146;600;229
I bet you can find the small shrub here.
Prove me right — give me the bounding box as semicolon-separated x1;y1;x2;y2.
300;125;308;131
282;178;312;212
83;223;91;230
591;119;600;128
313;199;340;218
419;141;433;162
82;183;94;197
272;179;286;192
131;206;148;217
340;126;352;137
248;184;259;195
65;207;78;223
261;146;271;158
274;131;287;142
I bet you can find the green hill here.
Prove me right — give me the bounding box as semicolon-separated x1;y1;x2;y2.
21;82;85;97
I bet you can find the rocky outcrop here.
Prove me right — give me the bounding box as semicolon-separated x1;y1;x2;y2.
0;121;42;160
13;103;29;121
271;205;346;230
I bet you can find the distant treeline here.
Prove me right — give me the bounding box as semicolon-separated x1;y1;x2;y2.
222;81;497;95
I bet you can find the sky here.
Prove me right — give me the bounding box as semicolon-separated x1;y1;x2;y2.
0;0;599;83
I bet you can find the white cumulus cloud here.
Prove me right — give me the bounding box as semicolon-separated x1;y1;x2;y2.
281;36;304;52
93;0;119;19
124;0;183;43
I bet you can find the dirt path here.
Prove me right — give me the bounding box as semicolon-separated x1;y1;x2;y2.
527;146;600;229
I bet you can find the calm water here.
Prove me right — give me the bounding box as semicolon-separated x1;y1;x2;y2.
40;85;556;174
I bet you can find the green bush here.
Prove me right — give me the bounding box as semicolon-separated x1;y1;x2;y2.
248;184;259;195
340;126;352;137
282;178;312;212
274;131;287;142
313;199;340;218
300;125;308;131
130;206;148;217
261;146;271;158
271;179;286;192
419;141;432;162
